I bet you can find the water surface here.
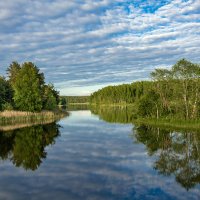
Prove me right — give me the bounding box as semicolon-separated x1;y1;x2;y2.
0;108;200;200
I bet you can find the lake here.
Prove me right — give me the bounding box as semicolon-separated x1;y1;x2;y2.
0;107;200;200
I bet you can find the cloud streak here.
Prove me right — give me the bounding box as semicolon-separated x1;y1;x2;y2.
0;0;199;95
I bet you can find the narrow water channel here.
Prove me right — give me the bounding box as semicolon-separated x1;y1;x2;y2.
0;109;199;200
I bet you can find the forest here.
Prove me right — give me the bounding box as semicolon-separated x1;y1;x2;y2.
90;59;200;121
0;61;61;112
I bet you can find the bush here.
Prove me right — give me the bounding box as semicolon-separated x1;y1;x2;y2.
2;103;14;111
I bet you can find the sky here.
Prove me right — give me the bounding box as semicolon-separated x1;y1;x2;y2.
0;0;200;96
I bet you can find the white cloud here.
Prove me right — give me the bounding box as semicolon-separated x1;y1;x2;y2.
0;0;199;95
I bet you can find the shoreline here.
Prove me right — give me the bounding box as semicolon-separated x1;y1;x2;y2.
91;104;200;130
134;118;200;131
0;110;69;127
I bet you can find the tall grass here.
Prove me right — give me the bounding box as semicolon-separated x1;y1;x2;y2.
0;110;68;127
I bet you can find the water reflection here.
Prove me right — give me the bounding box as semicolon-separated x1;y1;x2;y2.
91;106;200;190
91;105;135;123
0;107;200;199
134;125;200;190
0;123;60;170
67;104;89;111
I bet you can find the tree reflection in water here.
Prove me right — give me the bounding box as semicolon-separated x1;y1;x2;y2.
91;105;200;190
91;105;135;124
134;125;200;190
0;123;60;171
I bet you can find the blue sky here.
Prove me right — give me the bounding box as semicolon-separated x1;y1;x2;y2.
0;0;200;95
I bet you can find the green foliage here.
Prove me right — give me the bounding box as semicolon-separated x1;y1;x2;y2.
7;61;21;86
47;84;59;105
2;103;13;111
12;62;43;112
59;97;67;106
0;61;60;112
137;90;161;118
43;84;58;110
90;81;153;105
0;76;13;111
91;59;200;120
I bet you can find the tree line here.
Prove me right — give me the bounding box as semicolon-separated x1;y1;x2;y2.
90;81;153;104
0;61;61;112
90;59;200;120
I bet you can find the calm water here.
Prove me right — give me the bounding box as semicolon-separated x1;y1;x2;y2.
0;107;200;200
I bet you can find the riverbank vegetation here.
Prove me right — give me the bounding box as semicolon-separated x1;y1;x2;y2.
91;105;200;130
90;59;200;123
0;61;67;114
0;110;68;127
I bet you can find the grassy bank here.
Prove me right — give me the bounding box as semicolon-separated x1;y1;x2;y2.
0;110;68;127
134;118;200;131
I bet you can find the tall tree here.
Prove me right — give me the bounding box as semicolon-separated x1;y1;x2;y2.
137;90;161;119
7;61;21;86
172;59;200;119
0;76;13;110
12;62;44;112
42;84;58;110
151;68;172;114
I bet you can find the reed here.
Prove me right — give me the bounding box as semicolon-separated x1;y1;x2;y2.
0;110;68;126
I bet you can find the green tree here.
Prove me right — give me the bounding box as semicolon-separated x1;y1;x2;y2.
90;59;200;120
137;90;161;119
43;84;58;110
12;62;44;112
0;76;13;110
59;97;67;106
7;61;21;86
172;59;200;119
151;68;173;114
